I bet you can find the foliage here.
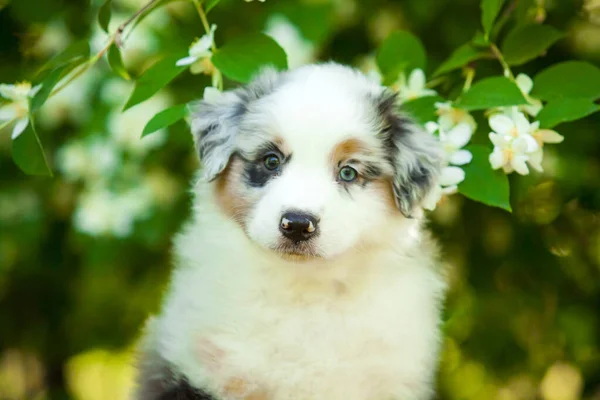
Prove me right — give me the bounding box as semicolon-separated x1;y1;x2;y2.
1;0;600;399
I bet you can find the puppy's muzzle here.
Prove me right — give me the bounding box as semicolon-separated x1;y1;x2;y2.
279;211;318;242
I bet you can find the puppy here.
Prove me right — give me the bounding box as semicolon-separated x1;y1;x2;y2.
133;63;447;400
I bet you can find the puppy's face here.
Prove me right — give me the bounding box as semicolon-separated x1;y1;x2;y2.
191;65;442;261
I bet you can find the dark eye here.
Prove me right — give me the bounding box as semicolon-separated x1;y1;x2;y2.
264;154;281;170
339;166;358;182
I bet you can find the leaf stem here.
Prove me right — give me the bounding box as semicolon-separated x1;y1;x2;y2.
490;43;514;80
191;0;222;90
0;119;13;132
463;67;475;92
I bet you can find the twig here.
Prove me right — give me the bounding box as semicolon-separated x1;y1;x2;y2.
116;0;162;48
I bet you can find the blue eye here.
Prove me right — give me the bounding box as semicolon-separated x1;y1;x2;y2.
264;154;280;170
339;166;358;182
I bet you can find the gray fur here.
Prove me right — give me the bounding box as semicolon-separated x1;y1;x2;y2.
189;68;283;181
376;91;443;217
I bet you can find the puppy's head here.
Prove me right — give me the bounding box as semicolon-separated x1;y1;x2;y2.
190;64;443;261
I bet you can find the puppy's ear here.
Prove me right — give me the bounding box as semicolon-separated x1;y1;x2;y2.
189;68;281;181
377;91;443;217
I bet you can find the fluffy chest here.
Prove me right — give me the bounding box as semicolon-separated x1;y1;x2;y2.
158;264;442;400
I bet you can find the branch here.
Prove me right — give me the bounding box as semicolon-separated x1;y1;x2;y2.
116;0;163;48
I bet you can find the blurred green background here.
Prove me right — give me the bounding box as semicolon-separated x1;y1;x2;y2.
1;0;600;399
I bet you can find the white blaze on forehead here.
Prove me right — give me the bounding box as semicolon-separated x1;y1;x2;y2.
239;68;383;169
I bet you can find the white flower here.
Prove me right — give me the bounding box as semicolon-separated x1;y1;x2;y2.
56;136;120;181
244;0;266;2
435;101;477;132
422;166;466;210
176;25;217;75
488;108;540;175
393;69;437;102
73;185;153;237
439;123;474;166
422;122;473;210
426;121;474;166
0;82;41;139
264;15;314;69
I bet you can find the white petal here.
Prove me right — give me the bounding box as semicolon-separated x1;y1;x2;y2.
408;69;426;91
513;111;531;135
530;121;540;131
512;155;530;175
441;185;458;195
176;56;199;66
434;101;452;112
539;129;564;143
449;149;473;165
446;123;473;149
11;118;29;139
512;135;538;154
528;149;544;172
439;166;465;186
420;88;437;97
0;84;17;100
0;104;17;121
489;114;514;135
489;148;505;170
522;100;542;117
425;121;439;134
203;87;222;101
516;73;534;94
29;84;42;97
489;132;509;148
522;134;539;152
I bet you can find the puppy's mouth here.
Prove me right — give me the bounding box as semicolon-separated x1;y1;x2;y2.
273;240;323;261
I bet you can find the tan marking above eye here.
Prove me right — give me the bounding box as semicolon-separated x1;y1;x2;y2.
330;138;370;165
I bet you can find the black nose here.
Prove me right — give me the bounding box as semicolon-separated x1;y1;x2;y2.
279;212;318;242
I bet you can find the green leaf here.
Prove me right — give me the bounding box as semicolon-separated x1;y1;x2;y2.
38;39;90;74
536;98;600;129
212;33;288;83
401;95;444;125
98;0;112;33
124;54;187;111
142;104;188;137
501;24;563;66
107;44;131;80
532;61;600;101
455;76;527;110
271;2;333;44
376;31;426;84
433;43;490;77
458;145;511;211
30;63;76;113
481;0;505;38
206;0;221;12
11;119;52;177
